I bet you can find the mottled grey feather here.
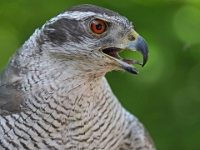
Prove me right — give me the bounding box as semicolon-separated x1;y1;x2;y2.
0;53;26;115
0;85;25;115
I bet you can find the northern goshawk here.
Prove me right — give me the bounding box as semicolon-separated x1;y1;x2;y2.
0;4;156;150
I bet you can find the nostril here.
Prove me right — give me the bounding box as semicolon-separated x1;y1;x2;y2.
128;35;135;41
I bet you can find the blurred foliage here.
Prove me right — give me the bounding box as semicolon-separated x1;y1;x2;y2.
0;0;200;149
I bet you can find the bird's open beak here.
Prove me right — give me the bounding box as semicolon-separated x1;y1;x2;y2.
101;34;149;74
126;35;149;67
122;35;149;74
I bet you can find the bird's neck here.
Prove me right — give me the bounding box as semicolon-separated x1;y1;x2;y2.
23;69;128;148
7;30;136;149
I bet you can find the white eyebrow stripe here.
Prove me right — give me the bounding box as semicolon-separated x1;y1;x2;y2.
57;11;97;20
47;11;125;25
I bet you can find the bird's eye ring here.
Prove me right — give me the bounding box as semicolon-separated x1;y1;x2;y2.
90;19;107;34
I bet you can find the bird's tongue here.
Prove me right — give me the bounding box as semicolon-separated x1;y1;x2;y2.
122;59;133;64
121;59;142;65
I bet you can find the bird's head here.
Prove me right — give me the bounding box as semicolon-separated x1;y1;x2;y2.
41;4;149;74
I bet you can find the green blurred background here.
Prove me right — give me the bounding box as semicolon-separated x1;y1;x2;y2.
0;0;200;149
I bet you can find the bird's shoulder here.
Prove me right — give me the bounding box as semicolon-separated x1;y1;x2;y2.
124;111;156;150
0;61;26;115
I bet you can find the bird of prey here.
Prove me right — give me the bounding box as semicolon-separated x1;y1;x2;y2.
0;4;156;150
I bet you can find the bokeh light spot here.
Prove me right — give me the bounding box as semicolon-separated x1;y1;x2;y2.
173;6;200;44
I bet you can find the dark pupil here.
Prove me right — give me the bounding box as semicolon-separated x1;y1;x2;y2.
96;23;102;30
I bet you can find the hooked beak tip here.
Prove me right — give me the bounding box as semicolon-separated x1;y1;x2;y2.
127;35;149;67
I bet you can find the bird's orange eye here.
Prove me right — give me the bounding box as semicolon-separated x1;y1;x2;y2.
91;19;107;34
